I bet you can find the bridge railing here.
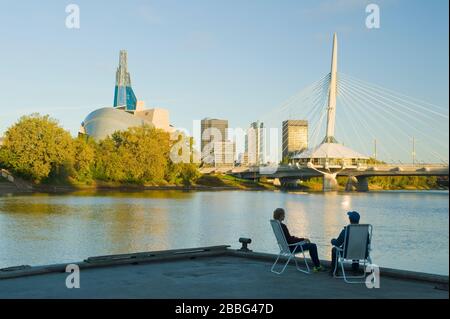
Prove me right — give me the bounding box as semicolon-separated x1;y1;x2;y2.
200;163;448;175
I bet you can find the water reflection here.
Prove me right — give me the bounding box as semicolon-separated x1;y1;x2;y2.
0;190;448;275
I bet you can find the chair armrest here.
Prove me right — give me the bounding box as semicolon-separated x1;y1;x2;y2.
289;241;308;247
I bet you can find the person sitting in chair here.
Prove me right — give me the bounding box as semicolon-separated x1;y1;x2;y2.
273;208;324;272
330;211;368;276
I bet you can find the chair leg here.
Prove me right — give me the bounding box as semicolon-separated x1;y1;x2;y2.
333;253;342;278
333;256;366;283
271;253;292;275
271;250;310;275
294;247;310;274
341;260;368;284
270;253;282;274
280;255;293;274
333;260;338;277
341;259;348;282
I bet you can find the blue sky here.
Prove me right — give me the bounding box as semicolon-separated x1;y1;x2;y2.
0;0;448;162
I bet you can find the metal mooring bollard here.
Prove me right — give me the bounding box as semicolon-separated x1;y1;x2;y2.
238;238;252;252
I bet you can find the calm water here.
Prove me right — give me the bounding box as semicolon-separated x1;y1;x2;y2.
0;190;448;275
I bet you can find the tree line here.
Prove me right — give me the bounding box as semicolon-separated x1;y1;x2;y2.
0;114;200;186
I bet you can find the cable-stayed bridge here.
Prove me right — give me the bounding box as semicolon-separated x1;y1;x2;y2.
207;33;449;191
228;164;449;192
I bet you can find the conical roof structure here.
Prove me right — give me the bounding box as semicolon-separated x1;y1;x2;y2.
292;143;368;160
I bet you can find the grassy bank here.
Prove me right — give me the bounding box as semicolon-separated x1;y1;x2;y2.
1;172;446;195
0;173;277;195
196;174;277;190
295;176;446;191
65;174;277;190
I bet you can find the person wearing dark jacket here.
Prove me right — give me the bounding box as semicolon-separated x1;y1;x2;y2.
330;211;368;276
273;208;324;272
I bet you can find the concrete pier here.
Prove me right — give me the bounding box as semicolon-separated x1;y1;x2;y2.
323;174;339;192
345;176;358;191
0;246;447;299
345;176;369;192
356;176;369;192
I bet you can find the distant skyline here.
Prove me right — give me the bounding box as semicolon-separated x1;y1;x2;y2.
0;0;448;162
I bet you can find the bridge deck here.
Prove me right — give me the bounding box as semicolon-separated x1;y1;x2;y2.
224;164;449;179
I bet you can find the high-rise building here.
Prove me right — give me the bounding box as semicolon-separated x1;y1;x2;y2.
246;121;265;165
213;141;235;167
238;152;249;166
201;118;227;156
113;50;137;112
200;118;234;166
282;120;308;160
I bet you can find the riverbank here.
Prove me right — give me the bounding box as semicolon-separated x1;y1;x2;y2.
0;173;277;195
298;176;448;192
0;182;447;196
0;173;447;195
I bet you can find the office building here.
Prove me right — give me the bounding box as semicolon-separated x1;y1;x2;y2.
246;121;265;165
213;141;235;167
201;118;230;166
282;120;308;160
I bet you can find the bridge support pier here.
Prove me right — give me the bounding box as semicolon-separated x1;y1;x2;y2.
356;176;369;192
279;178;299;189
345;176;358;191
345;175;369;192
323;174;339;192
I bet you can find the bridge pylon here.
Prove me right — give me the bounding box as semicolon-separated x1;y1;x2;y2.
323;173;339;192
345;175;369;192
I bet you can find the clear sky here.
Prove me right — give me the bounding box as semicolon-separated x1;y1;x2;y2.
0;0;448;162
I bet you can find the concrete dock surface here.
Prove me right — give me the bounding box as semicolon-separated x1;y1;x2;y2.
0;247;448;299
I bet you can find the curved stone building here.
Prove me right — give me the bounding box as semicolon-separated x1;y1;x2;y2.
79;107;152;141
79;106;175;141
79;50;174;141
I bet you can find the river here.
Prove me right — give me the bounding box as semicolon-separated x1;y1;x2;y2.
0;190;448;275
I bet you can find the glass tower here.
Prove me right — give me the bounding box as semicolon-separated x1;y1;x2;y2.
113;50;137;111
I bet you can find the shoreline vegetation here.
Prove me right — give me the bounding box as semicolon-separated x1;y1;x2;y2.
0;114;447;195
1;173;447;196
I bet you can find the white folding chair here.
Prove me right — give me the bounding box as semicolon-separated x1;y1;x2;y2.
333;224;373;283
270;219;310;275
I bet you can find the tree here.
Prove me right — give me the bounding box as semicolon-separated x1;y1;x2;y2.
94;125;171;184
177;163;201;186
0;114;74;183
0;116;203;187
72;136;96;183
165;160;181;184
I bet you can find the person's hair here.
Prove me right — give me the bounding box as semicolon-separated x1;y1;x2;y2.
273;208;285;221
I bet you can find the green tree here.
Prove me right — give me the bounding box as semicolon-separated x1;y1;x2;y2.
177;163;201;186
72;136;96;183
0;114;74;183
93;137;126;182
164;160;181;184
94;125;171;184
